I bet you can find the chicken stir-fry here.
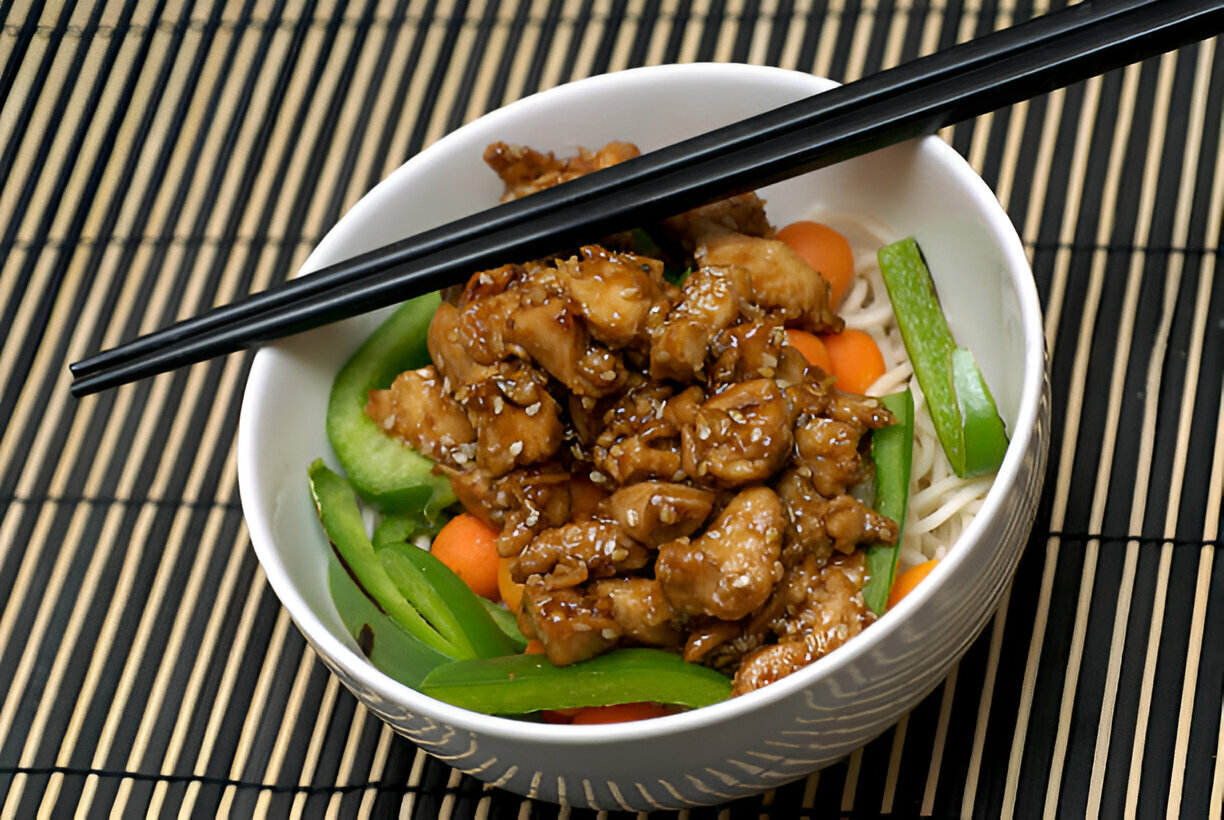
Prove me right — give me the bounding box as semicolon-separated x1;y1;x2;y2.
366;141;900;693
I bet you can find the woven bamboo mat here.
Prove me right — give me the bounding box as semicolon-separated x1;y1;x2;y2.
2;1;1222;817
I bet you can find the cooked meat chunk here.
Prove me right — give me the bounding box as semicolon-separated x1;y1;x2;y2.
731;551;872;695
591;382;686;486
650;266;750;382
513;518;649;588
428;301;494;388
589;577;683;647
794;416;866;498
697;233;843;334
365;366;475;464
659;192;773;251
446;464;573;556
519;581;621;666
557;246;674;350
656;486;785;621
465;378;564;477
707;320;789;385
484;140;640;202
603;481;715;546
681;379;793;486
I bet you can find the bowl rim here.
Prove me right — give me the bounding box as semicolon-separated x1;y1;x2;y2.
238;61;1046;746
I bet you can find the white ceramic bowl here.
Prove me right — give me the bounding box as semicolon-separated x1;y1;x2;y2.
238;63;1049;811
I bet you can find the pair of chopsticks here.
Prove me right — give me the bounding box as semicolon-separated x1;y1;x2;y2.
69;0;1224;397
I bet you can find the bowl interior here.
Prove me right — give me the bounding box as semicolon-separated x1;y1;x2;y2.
238;63;1040;738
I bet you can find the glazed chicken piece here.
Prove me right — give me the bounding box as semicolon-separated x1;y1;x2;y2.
590;382;688;485
656;486;786;621
680;378;794;486
602;480;715;546
649;266;751;383
463;377;564;477
484;140;640;202
658;192;774;251
794;415;868;498
706;320;789;386
696;232;843;334
555;246;675;350
732;551;873;695
428;301;494;389
519;581;621;666
588;577;683;647
512;518;650;589
775;469;899;563
445;463;573;556
365;366;475;465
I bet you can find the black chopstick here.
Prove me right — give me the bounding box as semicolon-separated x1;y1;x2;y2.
69;0;1222;396
68;0;1159;384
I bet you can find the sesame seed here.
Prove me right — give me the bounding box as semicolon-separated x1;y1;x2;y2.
601;628;618;640
493;396;504;414
526;402;541;416
659;505;677;524
453;451;469;464
732;574;752;588
601;370;617;382
589;471;608;484
728;409;746;423
382;414;396;430
572;622;591;632
478;272;494;286
626;509;640;527
611;548;629;562
697;424;711;441
509;441;524;456
750;427;763;443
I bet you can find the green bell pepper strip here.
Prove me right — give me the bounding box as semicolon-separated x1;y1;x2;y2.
326;293;456;516
877;238;1009;478
377;539;519;660
952;347;1010;478
478;597;530;652
860;389;915;615
308;458;460;657
327;552;452;688
418;648;733;715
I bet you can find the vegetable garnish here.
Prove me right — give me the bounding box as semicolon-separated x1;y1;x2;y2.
309;459;460;656
326;294;456;515
418;649;732;715
430;513;502;601
775;220;855;307
878;238;1009;477
310;459;517;664
821;328;886;395
887;559;940;609
860;389;915;615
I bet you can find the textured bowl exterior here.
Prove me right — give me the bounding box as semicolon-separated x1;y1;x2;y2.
238;63;1049;811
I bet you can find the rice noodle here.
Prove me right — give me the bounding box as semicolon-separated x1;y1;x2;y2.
826;217;994;572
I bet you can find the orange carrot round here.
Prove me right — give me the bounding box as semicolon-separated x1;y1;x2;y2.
569;702;673;725
498;556;524;612
431;513;501;601
887;559;940;609
785;329;834;373
822;328;886;394
523;638;546;655
775;221;855;307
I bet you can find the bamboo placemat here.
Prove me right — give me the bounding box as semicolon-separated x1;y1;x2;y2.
2;1;1222;817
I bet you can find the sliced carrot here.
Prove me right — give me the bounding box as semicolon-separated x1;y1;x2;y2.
430;513;501;601
887;559;939;610
569;702;673;725
785;329;833;373
775;220;855;307
498;556;525;612
523;639;546;654
822;328;886;395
